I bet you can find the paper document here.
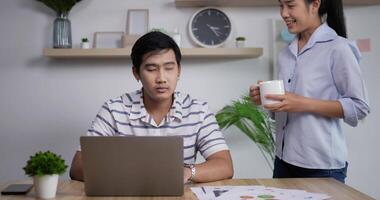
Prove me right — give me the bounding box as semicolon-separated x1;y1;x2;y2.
191;185;330;200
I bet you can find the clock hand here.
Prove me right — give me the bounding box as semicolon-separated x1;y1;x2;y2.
210;27;222;37
207;24;218;36
206;24;222;37
207;24;220;30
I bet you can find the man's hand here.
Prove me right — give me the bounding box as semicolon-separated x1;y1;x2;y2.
188;150;233;183
183;167;192;184
70;151;84;181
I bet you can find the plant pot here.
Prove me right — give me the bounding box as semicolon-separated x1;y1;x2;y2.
80;42;90;49
33;174;59;199
235;40;245;48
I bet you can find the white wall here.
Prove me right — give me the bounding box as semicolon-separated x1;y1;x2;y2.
0;0;379;198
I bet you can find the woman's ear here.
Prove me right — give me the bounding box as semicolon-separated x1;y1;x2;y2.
311;0;321;14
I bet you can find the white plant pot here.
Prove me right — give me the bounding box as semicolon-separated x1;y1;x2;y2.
80;42;90;49
236;40;245;48
33;174;59;199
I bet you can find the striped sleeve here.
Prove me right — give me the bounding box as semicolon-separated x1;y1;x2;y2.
87;102;117;136
196;103;229;159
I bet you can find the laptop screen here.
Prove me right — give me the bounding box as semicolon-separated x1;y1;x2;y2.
80;136;184;196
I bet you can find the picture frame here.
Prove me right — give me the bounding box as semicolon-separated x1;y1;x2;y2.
93;32;124;48
270;19;288;79
126;9;149;35
122;34;140;47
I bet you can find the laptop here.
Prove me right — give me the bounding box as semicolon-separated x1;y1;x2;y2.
80;136;184;196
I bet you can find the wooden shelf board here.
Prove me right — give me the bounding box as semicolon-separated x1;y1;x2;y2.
181;48;263;58
175;0;380;7
43;48;130;58
43;48;263;59
175;0;278;7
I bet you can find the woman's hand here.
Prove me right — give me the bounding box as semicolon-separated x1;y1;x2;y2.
264;92;344;118
249;81;263;105
264;92;309;113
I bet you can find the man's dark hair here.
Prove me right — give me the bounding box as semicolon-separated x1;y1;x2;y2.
131;31;182;72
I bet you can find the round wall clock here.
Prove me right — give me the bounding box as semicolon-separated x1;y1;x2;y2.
188;7;232;48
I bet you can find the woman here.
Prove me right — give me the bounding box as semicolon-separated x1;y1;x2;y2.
250;0;370;183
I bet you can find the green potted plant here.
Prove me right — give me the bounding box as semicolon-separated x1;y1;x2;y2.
235;36;246;48
80;37;90;49
150;28;169;35
23;151;68;199
216;95;275;170
35;0;83;48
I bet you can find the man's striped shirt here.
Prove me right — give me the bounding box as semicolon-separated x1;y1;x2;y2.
87;89;229;164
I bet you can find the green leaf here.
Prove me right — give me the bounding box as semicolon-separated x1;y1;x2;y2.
23;151;68;176
216;95;275;170
35;0;82;14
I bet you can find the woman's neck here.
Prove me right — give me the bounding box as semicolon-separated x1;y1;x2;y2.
298;20;322;52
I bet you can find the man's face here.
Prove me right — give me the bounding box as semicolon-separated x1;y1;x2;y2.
133;49;181;104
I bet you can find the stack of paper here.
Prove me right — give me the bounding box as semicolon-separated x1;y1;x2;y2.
191;185;330;200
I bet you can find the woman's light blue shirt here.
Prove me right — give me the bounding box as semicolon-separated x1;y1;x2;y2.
275;23;370;169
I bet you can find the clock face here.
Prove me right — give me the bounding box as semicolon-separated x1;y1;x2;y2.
189;8;232;48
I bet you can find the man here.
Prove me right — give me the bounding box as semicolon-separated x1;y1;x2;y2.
70;31;233;183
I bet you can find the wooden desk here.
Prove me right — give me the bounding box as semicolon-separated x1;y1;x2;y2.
0;178;374;200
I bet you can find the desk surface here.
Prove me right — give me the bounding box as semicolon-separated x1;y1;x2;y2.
0;178;374;200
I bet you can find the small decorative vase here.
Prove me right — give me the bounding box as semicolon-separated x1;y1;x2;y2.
33;174;59;199
53;13;72;48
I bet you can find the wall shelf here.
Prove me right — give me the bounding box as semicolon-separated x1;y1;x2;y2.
43;47;263;59
175;0;380;7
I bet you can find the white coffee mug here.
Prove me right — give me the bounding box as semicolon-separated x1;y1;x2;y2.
259;80;285;106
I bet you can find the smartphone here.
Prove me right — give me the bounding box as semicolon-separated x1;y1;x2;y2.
1;184;33;195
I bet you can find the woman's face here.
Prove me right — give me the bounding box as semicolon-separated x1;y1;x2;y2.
279;0;320;34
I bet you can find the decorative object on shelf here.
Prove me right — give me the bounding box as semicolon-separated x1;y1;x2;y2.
36;0;83;48
53;13;72;48
23;151;67;199
126;9;149;35
216;95;275;170
280;28;295;44
43;47;264;59
93;32;124;48
80;37;90;49
122;34;140;47
189;7;232;48
235;36;246;48
175;0;380;7
171;27;181;47
150;27;169;35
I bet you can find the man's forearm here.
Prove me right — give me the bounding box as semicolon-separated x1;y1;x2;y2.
190;150;233;183
70;151;84;181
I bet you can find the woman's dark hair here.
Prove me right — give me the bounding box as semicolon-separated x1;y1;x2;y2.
305;0;347;38
131;31;182;72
